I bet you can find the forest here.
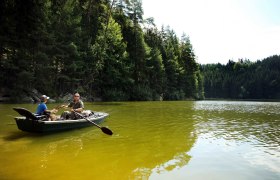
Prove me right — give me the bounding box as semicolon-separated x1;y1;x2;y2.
1;0;279;102
201;55;280;99
0;0;204;102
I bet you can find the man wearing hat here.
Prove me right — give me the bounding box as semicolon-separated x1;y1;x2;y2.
36;95;57;120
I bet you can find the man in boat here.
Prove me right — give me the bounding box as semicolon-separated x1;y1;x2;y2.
60;92;84;120
36;95;58;121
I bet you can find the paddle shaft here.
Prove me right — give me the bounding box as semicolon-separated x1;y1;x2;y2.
73;111;100;127
73;111;113;135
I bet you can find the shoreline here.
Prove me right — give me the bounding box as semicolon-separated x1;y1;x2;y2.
1;98;280;104
203;98;280;102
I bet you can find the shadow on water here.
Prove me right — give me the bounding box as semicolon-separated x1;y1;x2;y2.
2;130;68;141
2;125;97;141
2;131;40;141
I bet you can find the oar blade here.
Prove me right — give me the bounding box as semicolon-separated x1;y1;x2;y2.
101;127;113;135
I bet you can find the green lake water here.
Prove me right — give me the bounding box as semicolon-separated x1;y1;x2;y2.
0;101;279;180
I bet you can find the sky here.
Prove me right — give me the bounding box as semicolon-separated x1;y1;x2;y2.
142;0;280;64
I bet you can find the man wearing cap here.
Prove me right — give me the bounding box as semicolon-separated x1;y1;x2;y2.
36;95;57;118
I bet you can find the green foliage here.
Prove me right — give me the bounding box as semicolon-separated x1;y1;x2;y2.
0;0;204;101
201;55;280;99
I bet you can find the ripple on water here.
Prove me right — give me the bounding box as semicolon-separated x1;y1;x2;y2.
194;100;280;115
192;101;280;174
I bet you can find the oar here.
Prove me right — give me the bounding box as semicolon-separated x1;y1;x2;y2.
53;104;65;110
73;111;113;135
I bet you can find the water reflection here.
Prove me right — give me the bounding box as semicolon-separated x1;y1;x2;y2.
110;101;198;179
193;101;280;147
192;100;280;175
193;100;280;115
39;136;84;169
1;101;280;179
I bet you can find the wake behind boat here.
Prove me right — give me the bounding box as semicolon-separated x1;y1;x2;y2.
13;107;109;133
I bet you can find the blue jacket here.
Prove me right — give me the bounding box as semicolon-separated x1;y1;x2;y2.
36;103;47;115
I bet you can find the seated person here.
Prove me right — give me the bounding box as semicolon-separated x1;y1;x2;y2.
61;93;84;120
36;95;58;121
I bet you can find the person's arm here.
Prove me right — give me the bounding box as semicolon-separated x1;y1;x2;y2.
44;108;58;114
71;101;84;113
49;109;58;114
61;103;70;108
72;107;83;113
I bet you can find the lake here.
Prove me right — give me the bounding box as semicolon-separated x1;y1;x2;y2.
0;101;279;180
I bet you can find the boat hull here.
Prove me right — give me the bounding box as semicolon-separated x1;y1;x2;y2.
14;112;109;133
